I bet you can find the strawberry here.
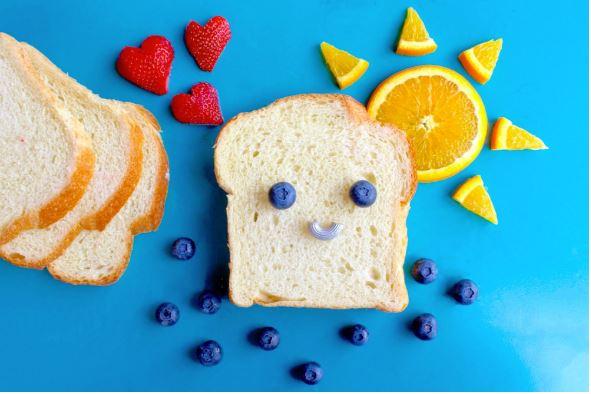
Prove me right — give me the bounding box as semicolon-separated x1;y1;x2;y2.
170;82;223;125
116;35;174;95
185;16;231;72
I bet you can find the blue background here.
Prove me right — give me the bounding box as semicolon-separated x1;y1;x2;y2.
0;0;588;391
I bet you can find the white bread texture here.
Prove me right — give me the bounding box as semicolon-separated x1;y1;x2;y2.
0;41;144;268
48;102;169;285
214;94;416;312
0;33;95;245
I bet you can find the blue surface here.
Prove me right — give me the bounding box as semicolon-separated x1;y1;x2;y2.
0;0;588;391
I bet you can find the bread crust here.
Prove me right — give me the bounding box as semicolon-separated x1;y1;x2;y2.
130;135;169;234
0;120;143;269
47;103;168;285
0;33;96;245
0;39;168;284
81;120;144;231
126;103;161;132
21;42;145;233
127;105;169;234
0;42;145;268
215;94;417;312
47;232;134;286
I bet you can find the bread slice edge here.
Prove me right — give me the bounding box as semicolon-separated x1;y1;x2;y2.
0;41;145;268
0;32;95;245
46;103;168;285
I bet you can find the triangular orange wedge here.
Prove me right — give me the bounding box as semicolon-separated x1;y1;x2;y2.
396;7;437;56
491;117;548;150
459;39;503;84
320;42;369;89
452;175;498;224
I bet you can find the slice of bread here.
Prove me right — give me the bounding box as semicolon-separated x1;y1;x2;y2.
0;41;143;268
48;102;169;285
214;94;416;312
0;33;95;245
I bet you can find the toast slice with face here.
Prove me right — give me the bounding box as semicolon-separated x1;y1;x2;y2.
214;94;416;311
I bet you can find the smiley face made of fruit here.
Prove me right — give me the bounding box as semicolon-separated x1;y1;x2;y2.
268;180;377;240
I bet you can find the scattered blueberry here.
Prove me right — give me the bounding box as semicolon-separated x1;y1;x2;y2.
297;362;323;385
196;340;223;366
171;237;196;260
269;182;296;209
196;291;221;314
256;327;280;350
155;302;180;326
412;313;437;340
451;279;479;305
411;258;438;284
344;324;369;346
350;180;377;207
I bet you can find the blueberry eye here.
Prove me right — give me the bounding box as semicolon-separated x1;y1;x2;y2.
269;182;296;209
350;180;377;207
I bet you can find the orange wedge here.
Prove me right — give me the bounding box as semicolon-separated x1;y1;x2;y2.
452;175;498;224
396;7;437;56
320;42;369;89
367;65;488;182
491;117;548;150
459;39;503;84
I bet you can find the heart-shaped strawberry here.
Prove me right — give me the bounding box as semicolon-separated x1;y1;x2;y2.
185;16;231;72
170;82;223;125
116;35;174;95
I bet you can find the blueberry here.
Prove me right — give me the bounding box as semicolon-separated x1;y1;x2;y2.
171;237;195;260
350;180;377;207
297;362;323;385
155;302;180;326
411;258;438;284
256;327;280;350
269;182;296;209
451;279;479;305
345;324;369;345
196;291;221;314
412;313;437;340
196;340;223;366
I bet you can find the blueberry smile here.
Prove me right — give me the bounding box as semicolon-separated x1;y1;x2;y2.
308;221;343;240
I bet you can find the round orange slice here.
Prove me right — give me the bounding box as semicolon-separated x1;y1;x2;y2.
367;65;488;182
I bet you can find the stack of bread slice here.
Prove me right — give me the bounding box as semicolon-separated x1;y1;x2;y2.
0;33;169;285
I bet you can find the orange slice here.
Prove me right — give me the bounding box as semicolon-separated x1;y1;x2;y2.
320;42;369;89
396;7;437;56
452;175;498;224
367;65;488;182
458;39;503;84
491;117;548;150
